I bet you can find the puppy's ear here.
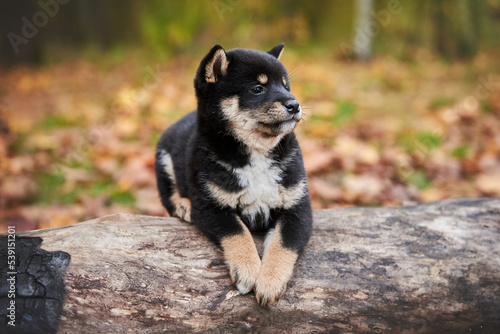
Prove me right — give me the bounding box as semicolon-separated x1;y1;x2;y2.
204;45;229;83
268;43;285;61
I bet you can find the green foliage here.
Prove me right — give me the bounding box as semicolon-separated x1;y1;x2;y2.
452;146;469;158
139;1;217;59
150;130;162;148
110;190;136;206
60;190;78;205
333;100;357;125
397;131;442;155
38;115;76;130
90;180;114;196
481;100;492;114
397;132;418;154
429;97;457;111
416;132;442;151
9;132;29;154
406;171;431;190
36;172;66;204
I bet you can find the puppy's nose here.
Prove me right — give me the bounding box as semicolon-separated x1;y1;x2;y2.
284;100;301;114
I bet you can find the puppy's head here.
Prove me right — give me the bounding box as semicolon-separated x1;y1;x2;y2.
195;44;301;147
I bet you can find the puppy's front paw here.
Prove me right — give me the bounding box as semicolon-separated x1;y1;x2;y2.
174;197;192;223
227;257;261;295
254;275;287;307
255;224;299;307
221;230;261;294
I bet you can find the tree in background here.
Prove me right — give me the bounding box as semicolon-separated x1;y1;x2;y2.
1;0;499;64
353;0;374;61
431;0;479;59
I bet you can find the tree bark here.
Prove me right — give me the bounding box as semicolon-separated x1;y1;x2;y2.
19;197;500;333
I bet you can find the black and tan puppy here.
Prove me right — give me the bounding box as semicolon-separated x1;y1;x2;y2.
155;44;312;306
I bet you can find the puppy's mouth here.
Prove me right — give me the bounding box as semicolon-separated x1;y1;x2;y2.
257;118;299;137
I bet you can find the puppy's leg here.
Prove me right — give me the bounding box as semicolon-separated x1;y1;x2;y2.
170;193;192;223
221;217;261;294
192;204;261;294
255;196;313;307
255;222;298;306
155;151;192;222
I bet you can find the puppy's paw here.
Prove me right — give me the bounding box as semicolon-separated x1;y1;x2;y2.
255;225;299;307
221;229;261;295
174;198;192;223
254;275;287;307
227;257;261;294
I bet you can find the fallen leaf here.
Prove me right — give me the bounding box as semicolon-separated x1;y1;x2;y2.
309;178;343;201
343;174;384;202
476;169;500;196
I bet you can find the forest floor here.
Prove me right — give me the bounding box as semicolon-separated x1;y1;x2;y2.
1;49;500;231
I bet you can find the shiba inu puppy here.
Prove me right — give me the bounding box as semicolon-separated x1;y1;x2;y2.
155;44;312;306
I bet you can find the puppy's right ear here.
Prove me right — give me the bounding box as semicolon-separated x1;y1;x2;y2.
268;43;284;61
203;45;229;83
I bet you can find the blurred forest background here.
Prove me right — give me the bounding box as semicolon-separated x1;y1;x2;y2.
1;0;500;231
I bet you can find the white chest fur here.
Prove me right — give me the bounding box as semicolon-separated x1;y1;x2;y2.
205;152;306;228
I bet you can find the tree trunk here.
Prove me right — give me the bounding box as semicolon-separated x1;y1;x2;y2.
353;0;374;61
11;197;500;333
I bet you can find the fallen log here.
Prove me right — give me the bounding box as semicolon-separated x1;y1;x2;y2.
5;197;500;333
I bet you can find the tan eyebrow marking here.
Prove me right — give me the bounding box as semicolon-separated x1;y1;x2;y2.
282;76;287;87
257;74;268;85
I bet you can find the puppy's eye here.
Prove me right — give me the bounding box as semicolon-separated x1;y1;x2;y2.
251;85;264;95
